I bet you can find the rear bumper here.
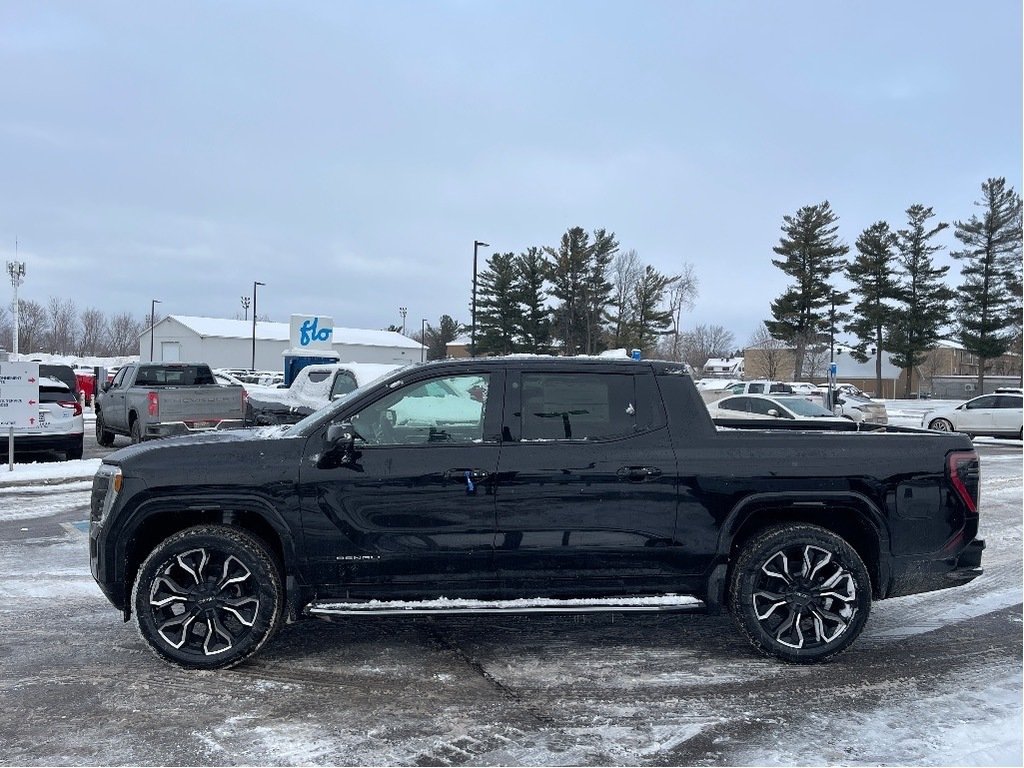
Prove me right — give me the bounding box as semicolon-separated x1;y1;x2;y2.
886;537;985;598
0;433;84;455
143;419;246;439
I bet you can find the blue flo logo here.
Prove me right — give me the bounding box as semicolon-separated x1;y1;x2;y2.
299;317;333;346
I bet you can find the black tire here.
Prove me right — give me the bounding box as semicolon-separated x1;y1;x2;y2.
132;525;283;670
729;523;871;663
95;411;115;447
66;436;84;461
929;418;954;433
130;419;142;444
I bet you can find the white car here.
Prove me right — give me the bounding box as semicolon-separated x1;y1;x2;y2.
922;392;1023;439
707;394;850;424
3;376;85;461
828;388;888;425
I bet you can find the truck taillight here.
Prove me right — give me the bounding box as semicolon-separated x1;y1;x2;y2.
147;391;159;417
948;450;979;514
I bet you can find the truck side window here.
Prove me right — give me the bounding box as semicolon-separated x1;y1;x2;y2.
351;374;489;446
518;373;636;441
330;372;358;400
110;369;127;389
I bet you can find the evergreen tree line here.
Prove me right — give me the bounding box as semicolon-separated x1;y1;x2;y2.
467;226;699;359
763;177;1022;395
1;298;148;357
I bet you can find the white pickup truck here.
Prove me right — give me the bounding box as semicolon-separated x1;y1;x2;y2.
94;362;247;444
245;362;402;425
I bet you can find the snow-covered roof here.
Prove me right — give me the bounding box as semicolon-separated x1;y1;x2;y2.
166;315;423;349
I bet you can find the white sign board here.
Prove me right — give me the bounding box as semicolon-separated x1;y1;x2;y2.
0;362;41;429
289;314;335;352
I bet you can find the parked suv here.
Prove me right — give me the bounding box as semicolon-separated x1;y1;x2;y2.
1;376;84;460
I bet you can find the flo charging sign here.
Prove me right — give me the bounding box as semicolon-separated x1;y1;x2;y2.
290;315;335;352
0;361;40;471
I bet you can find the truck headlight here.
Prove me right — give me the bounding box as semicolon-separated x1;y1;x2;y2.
92;463;123;522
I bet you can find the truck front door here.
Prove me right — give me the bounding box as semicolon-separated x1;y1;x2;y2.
298;369;502;598
102;367;131;432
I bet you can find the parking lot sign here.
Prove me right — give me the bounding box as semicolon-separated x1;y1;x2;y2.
0;362;40;429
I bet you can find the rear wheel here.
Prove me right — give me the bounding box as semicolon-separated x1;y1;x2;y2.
132;525;284;669
66;436;84;461
929;418;954;432
130;419;142;444
730;523;871;663
95;412;115;447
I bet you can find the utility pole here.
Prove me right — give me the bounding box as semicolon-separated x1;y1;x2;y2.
471;240;489;357
150;299;161;362
6;245;25;355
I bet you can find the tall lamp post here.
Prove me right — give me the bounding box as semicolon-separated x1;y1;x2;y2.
420;318;427;363
470;239;489;357
251;281;265;371
240;295;250;320
398;306;407;334
149;299;161;361
6;257;25;355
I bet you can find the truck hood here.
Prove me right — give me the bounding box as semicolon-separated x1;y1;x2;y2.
102;425;297;465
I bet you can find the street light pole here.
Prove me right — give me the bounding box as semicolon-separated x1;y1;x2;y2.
420;318;427;363
399;306;407;334
6;255;25;356
251;281;265;371
149;299;161;362
471;240;489;357
241;295;250;321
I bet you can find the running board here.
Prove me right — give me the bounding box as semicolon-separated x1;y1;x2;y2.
306;594;705;617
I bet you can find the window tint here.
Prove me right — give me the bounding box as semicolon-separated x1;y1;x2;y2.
135;365;214;386
748;398;781;416
519;373;638;441
111;369;127;388
718;397;749;413
995;395;1023;409
727;383;745;394
351;374;488;446
748;383;765;394
330;372;358;399
966;396;998;410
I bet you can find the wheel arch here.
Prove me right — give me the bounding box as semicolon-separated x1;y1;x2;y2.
718;492;891;602
118;494;303;622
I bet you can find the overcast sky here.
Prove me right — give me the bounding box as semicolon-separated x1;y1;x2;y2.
1;1;1020;347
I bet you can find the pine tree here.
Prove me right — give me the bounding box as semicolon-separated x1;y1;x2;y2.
545;227;591;355
424;315;463;361
583;228;617;354
846;221;899;396
951;177;1023;391
765;201;850;379
888;205;954;397
513;247;551;354
623;265;676;354
474;252;520;356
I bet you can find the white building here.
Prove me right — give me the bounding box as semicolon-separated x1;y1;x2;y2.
141;315;424;370
703;357;745;378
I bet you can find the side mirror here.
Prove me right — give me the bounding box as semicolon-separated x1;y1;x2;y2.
767;409;780;417
325;421;360;467
102;382;112;392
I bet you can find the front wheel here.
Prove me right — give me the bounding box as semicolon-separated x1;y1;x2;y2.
729;523;871;663
132;525;284;669
929;418;954;432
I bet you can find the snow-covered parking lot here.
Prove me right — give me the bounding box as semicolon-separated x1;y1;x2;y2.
0;438;1020;766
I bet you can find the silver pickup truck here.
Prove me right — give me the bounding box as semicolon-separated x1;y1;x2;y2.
95;362;246;445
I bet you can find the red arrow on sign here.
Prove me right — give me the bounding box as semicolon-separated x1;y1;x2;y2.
29;417;36;425
28;399;37;405
27;377;36;383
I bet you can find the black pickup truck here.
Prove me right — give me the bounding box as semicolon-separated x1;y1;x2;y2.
89;357;984;669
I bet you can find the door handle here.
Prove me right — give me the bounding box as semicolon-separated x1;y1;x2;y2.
444;468;490;482
616;466;663;481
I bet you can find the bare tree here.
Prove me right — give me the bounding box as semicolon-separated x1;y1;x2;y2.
680;324;735;374
47;296;79;355
17;299;50;354
0;306;11;352
748;322;789;380
802;343;829;380
78;308;109;356
666;263;698;360
609;249;642;347
107;312;144;356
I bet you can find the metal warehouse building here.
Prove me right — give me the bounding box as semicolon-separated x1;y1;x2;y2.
141;315;424;371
